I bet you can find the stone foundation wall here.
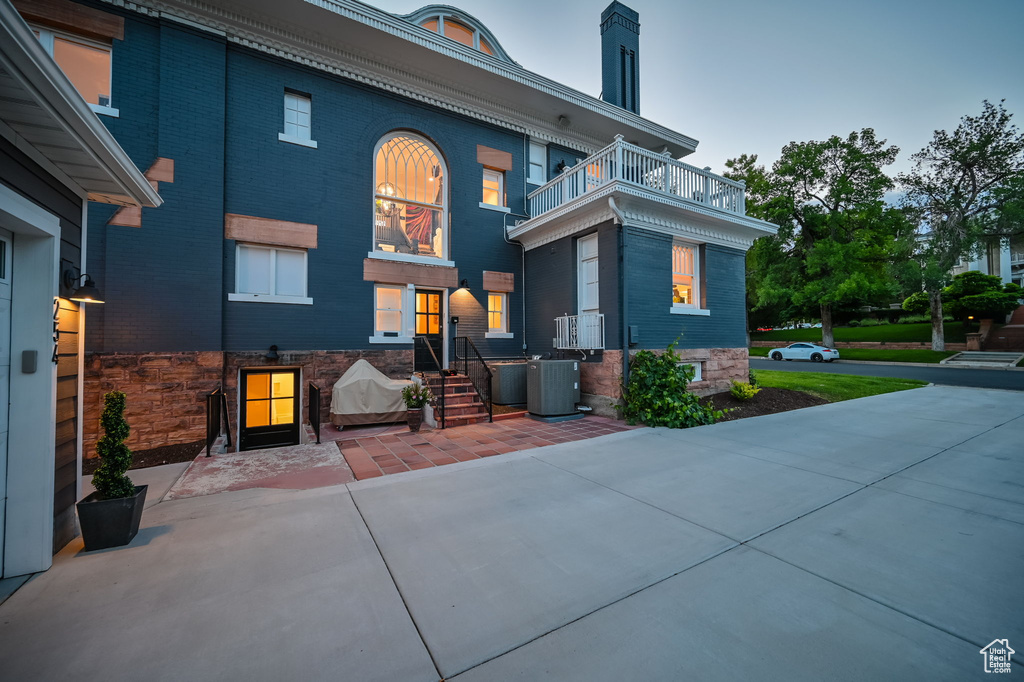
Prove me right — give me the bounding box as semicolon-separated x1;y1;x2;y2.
578;347;749;419
751;340;968;351
84;349;413;458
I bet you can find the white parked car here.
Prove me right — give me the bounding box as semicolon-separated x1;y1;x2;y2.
768;343;840;363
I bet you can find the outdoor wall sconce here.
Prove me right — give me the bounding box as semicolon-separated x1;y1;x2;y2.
458;278;470;291
265;345;280;360
63;269;104;304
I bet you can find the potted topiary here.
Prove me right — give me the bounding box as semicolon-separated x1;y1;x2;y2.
401;383;432;433
76;390;148;551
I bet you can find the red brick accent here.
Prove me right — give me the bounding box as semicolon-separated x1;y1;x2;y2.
84;349;413;459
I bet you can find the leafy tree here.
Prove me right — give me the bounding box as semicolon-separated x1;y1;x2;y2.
942;271;1022;322
727;131;911;347
898;100;1024;350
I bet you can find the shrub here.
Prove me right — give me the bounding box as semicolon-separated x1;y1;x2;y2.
619;342;724;428
730;380;761;401
92;391;136;500
847;320;860;327
401;382;432;409
748;369;759;388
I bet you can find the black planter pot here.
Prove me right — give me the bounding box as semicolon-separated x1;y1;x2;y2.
76;485;148;551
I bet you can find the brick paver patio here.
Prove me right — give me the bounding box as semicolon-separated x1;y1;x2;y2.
338;415;637;480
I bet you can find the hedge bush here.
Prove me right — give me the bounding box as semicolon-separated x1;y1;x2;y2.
620;342;724;428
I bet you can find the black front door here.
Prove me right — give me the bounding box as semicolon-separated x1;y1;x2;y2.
414;290;444;372
240;368;300;451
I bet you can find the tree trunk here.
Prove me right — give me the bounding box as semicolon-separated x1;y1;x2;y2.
929;289;945;351
820;303;834;348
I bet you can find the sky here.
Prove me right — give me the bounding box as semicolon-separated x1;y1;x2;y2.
371;0;1024;177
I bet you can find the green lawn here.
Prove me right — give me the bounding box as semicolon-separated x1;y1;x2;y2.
754;369;928;403
749;346;956;364
750;321;966;344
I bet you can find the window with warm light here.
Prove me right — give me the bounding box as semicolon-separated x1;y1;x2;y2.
488;293;506;332
374;133;447;260
482;169;503;207
672;243;698;308
418;14;498;56
244;372;296;428
231;244;311;304
375;285;405;337
32;26;114;115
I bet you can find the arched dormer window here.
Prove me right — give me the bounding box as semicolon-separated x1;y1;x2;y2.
374;132;447;260
399;6;516;63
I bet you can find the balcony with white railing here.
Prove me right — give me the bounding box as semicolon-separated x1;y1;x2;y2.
555;313;605;350
528;135;747;220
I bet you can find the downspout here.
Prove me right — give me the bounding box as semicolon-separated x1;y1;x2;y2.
608;197;629;386
503;211;530;358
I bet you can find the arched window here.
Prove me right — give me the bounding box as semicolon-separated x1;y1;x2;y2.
373;133;447;259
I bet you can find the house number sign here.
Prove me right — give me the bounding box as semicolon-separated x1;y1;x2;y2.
52;298;60;364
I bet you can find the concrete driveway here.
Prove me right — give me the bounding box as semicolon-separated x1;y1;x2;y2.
1;385;1021;680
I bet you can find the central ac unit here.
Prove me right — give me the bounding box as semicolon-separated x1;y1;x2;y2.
527;359;580;417
492;362;527;405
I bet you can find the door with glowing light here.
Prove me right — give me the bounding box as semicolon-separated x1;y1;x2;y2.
414;290;443;372
239;368;300;451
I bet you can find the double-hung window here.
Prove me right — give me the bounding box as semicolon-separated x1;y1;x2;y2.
485;292;512;338
279;91;316;148
671;242;709;315
231;244;311;304
528;141;547;185
481;168;504;208
32;26;115;116
372;284;413;342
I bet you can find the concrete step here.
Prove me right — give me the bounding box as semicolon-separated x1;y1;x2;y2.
941;351;1024;367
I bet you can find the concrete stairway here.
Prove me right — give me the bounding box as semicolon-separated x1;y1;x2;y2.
420;373;491;427
941;351;1024;367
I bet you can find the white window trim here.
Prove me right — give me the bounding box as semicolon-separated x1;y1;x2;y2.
528;141;547;185
373;132;449;261
0;233;10;284
365;250;455;268
278;132;317;148
478;202;510;213
482;167;504;208
31;25;116;114
370;283;415;343
672;241;709;315
486;291;509;336
680;362;703;382
231;243;312;305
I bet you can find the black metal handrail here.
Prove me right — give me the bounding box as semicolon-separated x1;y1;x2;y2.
454;336;493;423
414;336;446;429
205;387;231;457
308;382;321;444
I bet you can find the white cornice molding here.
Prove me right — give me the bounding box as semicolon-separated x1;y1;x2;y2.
97;0;697;155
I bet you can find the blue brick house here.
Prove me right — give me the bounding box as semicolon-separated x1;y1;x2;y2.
15;0;775;454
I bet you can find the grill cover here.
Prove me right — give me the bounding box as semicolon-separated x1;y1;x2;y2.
330;360;413;426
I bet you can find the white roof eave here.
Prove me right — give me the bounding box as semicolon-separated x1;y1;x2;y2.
0;0;161;208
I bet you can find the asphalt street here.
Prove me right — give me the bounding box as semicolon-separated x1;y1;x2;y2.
751;357;1024;391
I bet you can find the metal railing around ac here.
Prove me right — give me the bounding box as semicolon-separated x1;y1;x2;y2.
308;382;321;444
454;336;493;423
414;336;446;429
555;313;605;350
205;387;231;457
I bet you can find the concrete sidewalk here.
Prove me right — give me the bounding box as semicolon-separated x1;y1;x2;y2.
1;385;1021;680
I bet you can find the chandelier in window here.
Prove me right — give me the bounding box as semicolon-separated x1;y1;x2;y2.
375;182;399;216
